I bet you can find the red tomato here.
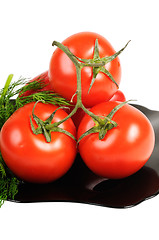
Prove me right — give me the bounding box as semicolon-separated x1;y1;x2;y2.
21;71;52;96
0;102;77;183
77;101;155;179
49;32;121;107
109;89;126;102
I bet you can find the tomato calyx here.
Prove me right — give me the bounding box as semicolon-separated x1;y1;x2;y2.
77;100;133;143
76;39;130;93
52;39;130;94
30;101;76;142
77;118;117;143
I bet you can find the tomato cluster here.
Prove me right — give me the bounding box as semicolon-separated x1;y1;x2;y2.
0;32;155;183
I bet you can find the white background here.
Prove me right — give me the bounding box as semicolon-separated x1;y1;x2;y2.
0;0;159;239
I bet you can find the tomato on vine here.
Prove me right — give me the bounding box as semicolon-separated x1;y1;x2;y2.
77;101;155;179
49;32;129;107
0;102;77;183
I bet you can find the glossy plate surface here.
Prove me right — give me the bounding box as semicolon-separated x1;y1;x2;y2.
11;104;159;208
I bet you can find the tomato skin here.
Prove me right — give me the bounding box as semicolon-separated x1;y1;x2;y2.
49;32;121;107
77;102;155;179
109;89;126;102
0;103;77;183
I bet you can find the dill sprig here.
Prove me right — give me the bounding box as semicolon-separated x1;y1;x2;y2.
0;74;71;207
0;153;20;207
0;74;70;130
0;178;20;207
16;90;71;109
0;75;31;129
0;154;6;178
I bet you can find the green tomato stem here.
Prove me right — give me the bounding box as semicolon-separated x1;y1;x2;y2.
52;41;106;126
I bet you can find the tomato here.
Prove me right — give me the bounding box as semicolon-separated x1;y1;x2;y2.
0;102;77;183
49;32;121;107
109;89;126;102
66;90;126;128
77;101;155;179
21;71;52;96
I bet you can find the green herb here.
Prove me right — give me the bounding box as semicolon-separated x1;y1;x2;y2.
0;153;20;207
0;74;70;130
0;74;70;207
16;91;70;109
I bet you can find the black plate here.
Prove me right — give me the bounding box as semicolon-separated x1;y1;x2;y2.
10;104;159;208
